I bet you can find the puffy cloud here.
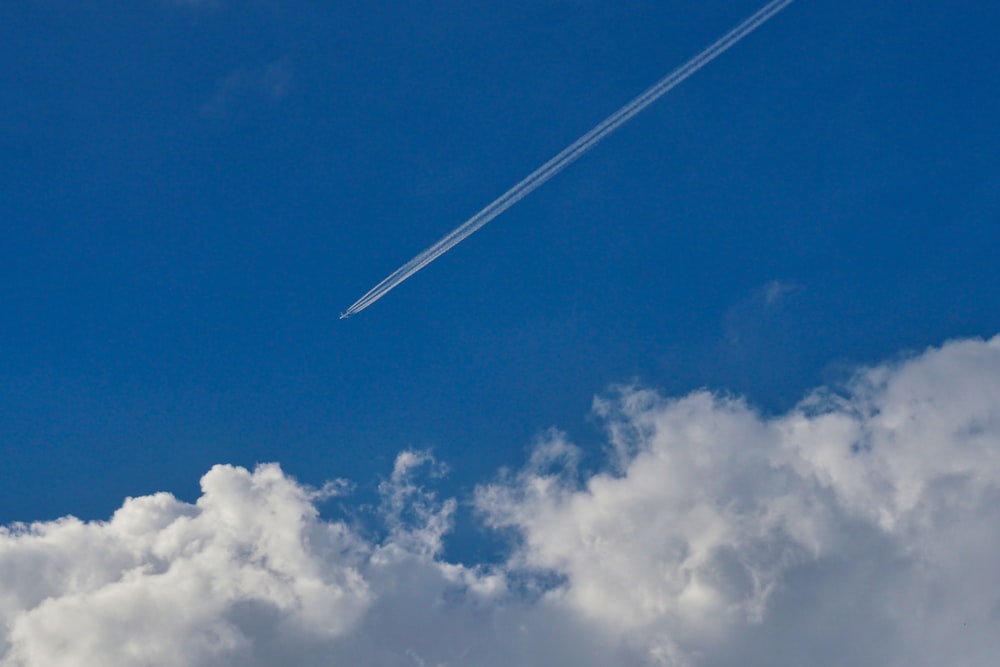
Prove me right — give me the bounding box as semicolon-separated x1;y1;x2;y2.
2;335;999;666
477;392;819;663
0;455;627;667
477;334;1000;665
0;464;371;667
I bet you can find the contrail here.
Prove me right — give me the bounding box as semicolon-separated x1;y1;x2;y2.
341;0;797;318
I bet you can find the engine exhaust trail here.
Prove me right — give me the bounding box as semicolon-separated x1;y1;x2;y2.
341;0;797;318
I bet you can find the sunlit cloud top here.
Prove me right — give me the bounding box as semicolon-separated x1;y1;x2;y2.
3;335;998;666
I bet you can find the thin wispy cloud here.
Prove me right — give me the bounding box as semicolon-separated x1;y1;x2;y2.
2;334;999;666
762;279;799;306
202;57;293;118
720;279;803;351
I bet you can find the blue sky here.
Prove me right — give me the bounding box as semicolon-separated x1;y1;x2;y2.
2;1;999;664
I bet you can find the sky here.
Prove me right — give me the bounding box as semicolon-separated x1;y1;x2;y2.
1;0;999;665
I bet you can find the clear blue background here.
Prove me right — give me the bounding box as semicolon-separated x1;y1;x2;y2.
2;0;998;552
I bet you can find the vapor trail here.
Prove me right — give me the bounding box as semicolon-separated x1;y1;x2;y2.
341;0;797;318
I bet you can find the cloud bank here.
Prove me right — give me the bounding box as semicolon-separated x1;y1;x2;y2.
2;335;999;666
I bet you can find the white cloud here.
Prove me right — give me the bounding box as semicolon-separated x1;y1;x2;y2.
478;391;817;662
2;335;999;666
0;464;371;667
477;334;1000;665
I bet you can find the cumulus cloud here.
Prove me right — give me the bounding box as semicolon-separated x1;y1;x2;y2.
2;335;999;666
0;464;372;667
478;334;1000;665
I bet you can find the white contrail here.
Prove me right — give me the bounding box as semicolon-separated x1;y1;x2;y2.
341;0;797;318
